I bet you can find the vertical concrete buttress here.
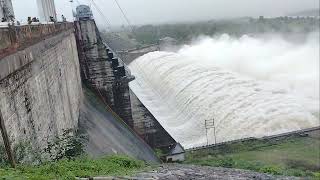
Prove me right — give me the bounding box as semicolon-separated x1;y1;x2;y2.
74;19;134;127
74;15;177;153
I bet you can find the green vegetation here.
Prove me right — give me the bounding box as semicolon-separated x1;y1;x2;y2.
0;129;87;166
0;155;145;179
184;135;320;178
154;148;165;158
44;129;87;161
103;17;319;48
0;129;147;179
0;141;41;166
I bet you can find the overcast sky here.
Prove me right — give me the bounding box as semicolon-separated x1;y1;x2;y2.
12;0;319;26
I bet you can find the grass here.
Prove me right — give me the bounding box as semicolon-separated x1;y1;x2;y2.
184;135;320;178
0;155;145;180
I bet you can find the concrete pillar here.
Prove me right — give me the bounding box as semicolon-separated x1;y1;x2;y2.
37;0;57;22
0;0;15;21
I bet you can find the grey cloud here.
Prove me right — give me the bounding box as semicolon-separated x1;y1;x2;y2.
12;0;319;26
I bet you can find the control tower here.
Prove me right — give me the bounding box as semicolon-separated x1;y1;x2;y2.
0;0;15;21
75;5;93;21
36;0;57;22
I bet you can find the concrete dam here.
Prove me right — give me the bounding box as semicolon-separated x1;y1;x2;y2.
0;17;176;163
129;34;320;149
0;4;318;163
0;23;82;153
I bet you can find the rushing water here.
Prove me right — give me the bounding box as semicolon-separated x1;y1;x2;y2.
129;34;320;149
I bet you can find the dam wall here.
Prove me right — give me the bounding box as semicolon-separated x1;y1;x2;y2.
74;19;134;127
0;23;82;154
130;89;176;149
116;45;178;150
75;19;177;152
0;20;161;163
0;23;74;59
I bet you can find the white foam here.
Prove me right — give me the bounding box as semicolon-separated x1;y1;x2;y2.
129;33;320;148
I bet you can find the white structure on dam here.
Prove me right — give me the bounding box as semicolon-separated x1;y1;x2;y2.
0;0;14;21
37;0;57;22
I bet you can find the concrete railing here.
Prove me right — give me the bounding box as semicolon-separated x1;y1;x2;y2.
0;22;74;59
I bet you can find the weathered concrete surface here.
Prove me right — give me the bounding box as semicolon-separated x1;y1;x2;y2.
79;87;159;163
75;18;177;156
0;23;74;59
75;19;134;127
130;89;176;150
0;29;82;151
0;27;11;50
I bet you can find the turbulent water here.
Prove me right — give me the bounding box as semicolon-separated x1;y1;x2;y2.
129;33;320;149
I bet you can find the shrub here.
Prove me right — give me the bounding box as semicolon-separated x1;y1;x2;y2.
0;145;7;166
313;172;320;179
108;156;144;168
285;159;320;171
259;166;283;175
44;129;87;161
0;155;145;179
217;157;235;168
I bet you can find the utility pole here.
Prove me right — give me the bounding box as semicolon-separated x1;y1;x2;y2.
205;118;217;146
0;110;16;168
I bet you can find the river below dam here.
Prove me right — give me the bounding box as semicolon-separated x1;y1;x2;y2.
129;34;319;148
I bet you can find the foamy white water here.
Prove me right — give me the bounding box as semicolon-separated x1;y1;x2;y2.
129;34;320;149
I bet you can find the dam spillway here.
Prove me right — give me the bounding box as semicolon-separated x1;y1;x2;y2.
129;34;320;149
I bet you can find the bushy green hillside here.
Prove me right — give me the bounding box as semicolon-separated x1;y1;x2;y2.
102;17;319;47
185;135;320;178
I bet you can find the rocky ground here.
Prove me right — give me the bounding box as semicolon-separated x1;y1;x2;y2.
78;164;300;180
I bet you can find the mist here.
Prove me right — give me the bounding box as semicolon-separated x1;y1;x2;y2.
12;0;319;26
129;33;319;148
179;33;319;105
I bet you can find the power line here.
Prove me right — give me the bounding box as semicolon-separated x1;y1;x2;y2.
112;0;134;32
89;0;112;30
90;0;112;27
